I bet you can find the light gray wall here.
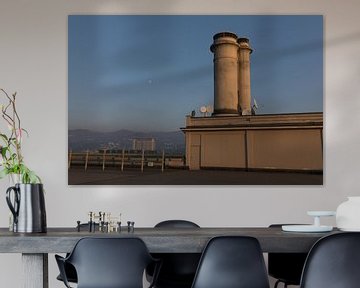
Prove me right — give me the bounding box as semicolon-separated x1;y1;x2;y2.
0;0;360;287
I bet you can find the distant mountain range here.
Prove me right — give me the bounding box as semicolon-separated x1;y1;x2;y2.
68;129;185;154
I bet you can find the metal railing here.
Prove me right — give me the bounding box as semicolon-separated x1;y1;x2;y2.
68;150;185;172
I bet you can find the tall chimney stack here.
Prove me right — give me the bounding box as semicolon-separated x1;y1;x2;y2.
237;37;253;115
210;32;239;116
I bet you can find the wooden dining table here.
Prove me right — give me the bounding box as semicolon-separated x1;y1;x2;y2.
0;226;339;288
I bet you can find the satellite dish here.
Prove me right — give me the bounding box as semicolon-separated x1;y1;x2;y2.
206;105;213;113
200;106;207;113
253;98;258;110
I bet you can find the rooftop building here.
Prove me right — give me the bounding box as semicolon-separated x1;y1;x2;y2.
181;32;323;172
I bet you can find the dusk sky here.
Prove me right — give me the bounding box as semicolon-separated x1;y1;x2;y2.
68;15;323;132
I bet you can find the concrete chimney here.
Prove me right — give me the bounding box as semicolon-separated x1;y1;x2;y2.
237;37;253;115
210;32;239;116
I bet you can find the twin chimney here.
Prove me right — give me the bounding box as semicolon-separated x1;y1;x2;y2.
210;32;253;116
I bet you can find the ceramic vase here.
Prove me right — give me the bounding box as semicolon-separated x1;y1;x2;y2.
6;183;47;233
336;196;360;231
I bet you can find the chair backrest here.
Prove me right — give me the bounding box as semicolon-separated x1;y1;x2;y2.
300;232;360;288
191;236;270;288
268;224;308;285
155;219;200;228
66;237;154;288
151;220;201;287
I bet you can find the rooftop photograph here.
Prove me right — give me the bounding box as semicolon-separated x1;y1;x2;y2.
68;15;323;185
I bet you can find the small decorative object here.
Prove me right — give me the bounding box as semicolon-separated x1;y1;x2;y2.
0;88;46;233
282;211;335;232
84;211;121;232
336;197;360;231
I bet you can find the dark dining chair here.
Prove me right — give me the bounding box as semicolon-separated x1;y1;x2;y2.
147;220;201;288
55;237;161;288
300;232;360;288
56;223;99;284
268;224;308;288
191;236;270;288
56;262;77;284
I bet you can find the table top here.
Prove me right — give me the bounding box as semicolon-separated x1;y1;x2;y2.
0;227;340;254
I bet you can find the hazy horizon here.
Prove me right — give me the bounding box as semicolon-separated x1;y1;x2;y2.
69;111;324;134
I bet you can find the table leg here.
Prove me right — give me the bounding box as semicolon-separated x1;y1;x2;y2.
22;253;48;288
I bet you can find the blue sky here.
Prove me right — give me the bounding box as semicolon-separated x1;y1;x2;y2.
68;15;323;132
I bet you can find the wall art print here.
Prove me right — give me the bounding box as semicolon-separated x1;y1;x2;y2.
68;15;323;185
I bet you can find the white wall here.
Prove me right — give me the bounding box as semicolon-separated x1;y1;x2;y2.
0;0;360;287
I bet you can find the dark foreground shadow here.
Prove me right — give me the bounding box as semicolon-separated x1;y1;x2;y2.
68;167;322;185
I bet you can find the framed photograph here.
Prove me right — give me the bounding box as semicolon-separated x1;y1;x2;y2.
68;15;323;185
